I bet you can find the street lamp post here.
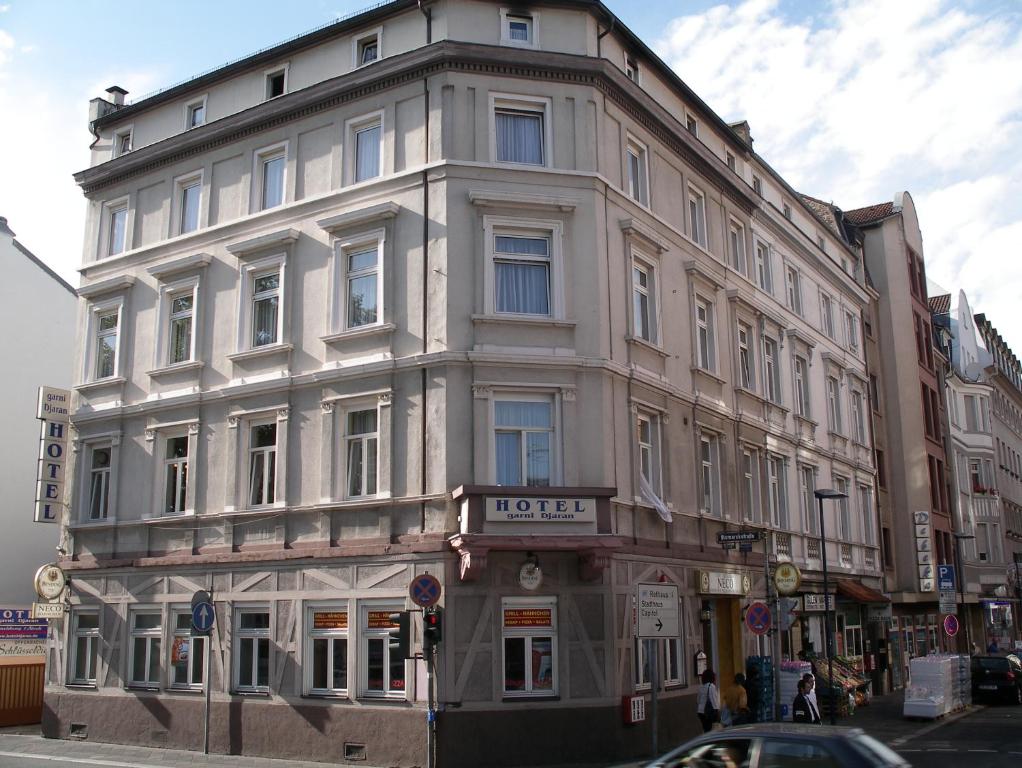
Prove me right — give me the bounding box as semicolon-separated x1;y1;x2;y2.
952;532;976;655
815;488;848;726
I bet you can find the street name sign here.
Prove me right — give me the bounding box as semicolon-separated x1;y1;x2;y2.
636;583;679;638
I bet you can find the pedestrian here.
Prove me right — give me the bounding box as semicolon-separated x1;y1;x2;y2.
696;668;720;733
722;672;750;726
987;637;999;654
792;679;813;723
801;673;822;724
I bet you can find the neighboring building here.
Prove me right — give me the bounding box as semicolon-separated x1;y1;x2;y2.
0;217;76;605
975;312;1022;650
49;2;880;764
843;194;955;684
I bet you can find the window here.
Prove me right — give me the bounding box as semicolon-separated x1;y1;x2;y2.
113;127;132;157
760;738;840;767
737;322;754;389
767;456;788;528
624;56;639;83
163;435;188;515
493;96;548;166
860;485;875;546
345;408;378;498
494;232;551;316
846;312;860;353
835;477;851;540
265;67;286;99
502;597;557;696
344;241;382;327
636;411;662;493
347;113;383;183
257;146;286;210
634;637;655;689
234;609;270;693
726;151;736;171
851;389;866;443
820;293;835;338
251;268;281;347
167;288;195;365
785;266;802;314
634;635;684;689
177;176;201;235
869;374;880;413
495;397;554;487
307;607;348;696
360;605;405;697
752;175;762;195
107;203;128;257
700;434;721;517
755;241;772;291
70;611;99;685
129;612;162;687
355;31;380;65
695;298;715;371
763;337;780;403
686;114;698;136
688;187;707;248
631;258;658;343
89;444;112;520
826;376;842;432
186;100;206;129
800;465;817;536
729;220;747;274
170;611;205;689
783;202;792;220
500;9;536;47
248;423;277;507
94;308;119;379
743;448;760;522
793;355;810;417
626;138;649;206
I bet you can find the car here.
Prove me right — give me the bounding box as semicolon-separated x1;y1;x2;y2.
971;654;1022;704
639;723;910;768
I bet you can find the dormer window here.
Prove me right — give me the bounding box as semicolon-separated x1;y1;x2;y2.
186;99;206;129
354;29;382;67
113;127;133;157
500;8;537;48
625;56;639;83
265;67;287;99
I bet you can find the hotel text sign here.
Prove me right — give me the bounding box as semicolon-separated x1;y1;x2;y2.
34;387;71;524
485;497;596;523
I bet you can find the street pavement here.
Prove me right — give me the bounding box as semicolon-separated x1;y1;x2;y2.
0;692;1020;767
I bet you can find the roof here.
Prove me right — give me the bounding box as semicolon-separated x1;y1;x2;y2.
835;579;889;604
843;202;896;226
0;216;76;296
929;293;951;315
800;195;842;237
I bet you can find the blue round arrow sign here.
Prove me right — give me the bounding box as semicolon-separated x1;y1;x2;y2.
192;601;215;634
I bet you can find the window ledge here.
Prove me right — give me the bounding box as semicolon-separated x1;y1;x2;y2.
765;400;790;415
735;385;765;402
168;686;205;694
828;430;848;443
626;335;669;358
320;322;396;344
232;690;271;697
502;694;560;702
226;343;293;363
75;376;127;393
69;518;118;530
147;360;204;378
472;314;576;328
690;366;726;385
468;189;576;212
126;685;160;693
142;511;196;524
794;414;818;428
66;683;98;690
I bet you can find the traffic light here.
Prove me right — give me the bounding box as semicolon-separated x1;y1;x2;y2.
423;607;443;646
388;611;411;659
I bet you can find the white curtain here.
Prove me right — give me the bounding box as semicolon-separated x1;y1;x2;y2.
355;124;381;181
640;473;672;523
495;235;549;314
262;156;284;208
495;401;551;485
496;110;543;164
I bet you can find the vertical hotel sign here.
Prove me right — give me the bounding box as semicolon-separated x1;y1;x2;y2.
35;386;70;523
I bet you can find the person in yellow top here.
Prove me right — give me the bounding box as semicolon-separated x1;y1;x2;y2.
721;672;750;726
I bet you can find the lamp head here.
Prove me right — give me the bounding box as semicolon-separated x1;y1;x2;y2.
814;488;848;500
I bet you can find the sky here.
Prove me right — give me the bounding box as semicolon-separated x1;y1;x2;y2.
1;0;1020;351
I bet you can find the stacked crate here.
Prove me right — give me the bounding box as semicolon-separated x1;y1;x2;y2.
746;656;774;722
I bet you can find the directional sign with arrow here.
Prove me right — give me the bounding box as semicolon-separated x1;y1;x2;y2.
191;590;215;636
636;583;680;638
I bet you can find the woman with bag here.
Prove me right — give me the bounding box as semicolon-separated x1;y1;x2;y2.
696;669;720;732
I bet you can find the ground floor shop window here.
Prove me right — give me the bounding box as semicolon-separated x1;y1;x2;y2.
234;608;270;693
360;605;405;698
984;601;1015;653
308;606;349;696
502;597;557;696
634;636;684;688
170;611;205;689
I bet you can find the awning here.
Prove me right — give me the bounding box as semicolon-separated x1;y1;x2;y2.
836;579;889;604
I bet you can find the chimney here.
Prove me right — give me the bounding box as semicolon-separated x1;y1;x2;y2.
0;216;14;238
106;86;128;106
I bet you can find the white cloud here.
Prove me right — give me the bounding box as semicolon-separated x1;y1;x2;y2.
654;0;1022;351
0;5;10;13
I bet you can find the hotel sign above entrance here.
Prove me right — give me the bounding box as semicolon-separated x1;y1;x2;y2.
699;571;752;596
485;496;596;523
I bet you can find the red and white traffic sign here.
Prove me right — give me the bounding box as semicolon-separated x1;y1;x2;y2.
745;601;771;636
943;614;960;637
409;573;442;608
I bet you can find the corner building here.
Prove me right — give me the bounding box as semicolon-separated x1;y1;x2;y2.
48;2;881;764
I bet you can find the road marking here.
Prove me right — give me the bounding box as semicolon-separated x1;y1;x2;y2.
968;749;996;753
0;751;167;768
889;704;986;746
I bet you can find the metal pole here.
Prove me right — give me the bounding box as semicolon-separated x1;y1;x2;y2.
651;642;659;758
818;497;836;725
203;586;213;755
427;642;436;768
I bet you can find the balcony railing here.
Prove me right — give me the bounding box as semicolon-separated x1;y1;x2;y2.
807;538;821;561
840;544;853;567
775;532;792;559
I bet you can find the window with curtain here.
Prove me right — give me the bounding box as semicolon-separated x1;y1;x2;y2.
346;245;379;327
168;292;193;364
163;435;188;515
345;408;378;498
354;121;381;182
763;337;780;403
800;465;817;535
249;423;277;507
180;180;201;234
260;152;285;209
627;140;648;206
688;187;706;247
696;298;715;371
109;205;128;256
730;221;747;274
632;260;657;343
494;398;553;487
494;233;550;315
95;309;119;378
495;106;544;165
738;322;754;389
252;270;280;347
794;356;810;417
755;241;772;291
743;448;760;522
89;445;111;520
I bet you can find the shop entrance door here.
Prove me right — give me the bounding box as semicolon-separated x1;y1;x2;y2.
715;598;743;685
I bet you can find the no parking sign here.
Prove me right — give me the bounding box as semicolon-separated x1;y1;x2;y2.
745;601;772;635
